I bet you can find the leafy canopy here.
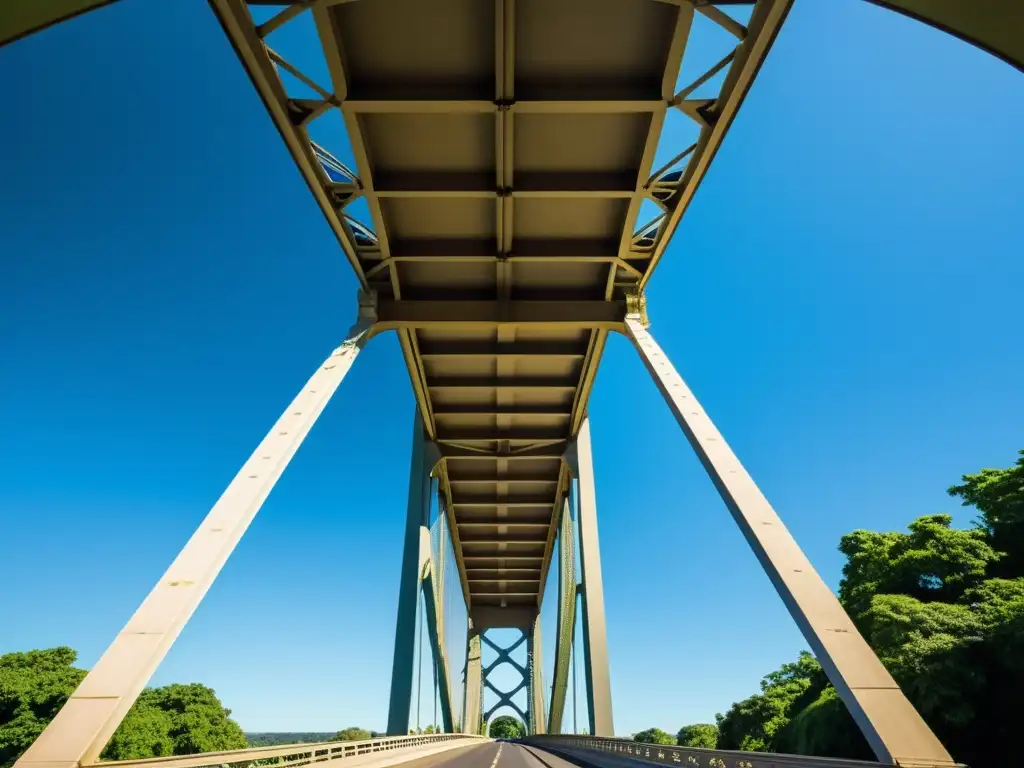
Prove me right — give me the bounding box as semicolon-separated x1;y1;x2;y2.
333;727;372;742
632;727;675;745
675;724;717;749
488;715;524;739
0;647;245;767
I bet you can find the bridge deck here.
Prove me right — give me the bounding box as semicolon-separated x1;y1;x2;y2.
212;0;791;613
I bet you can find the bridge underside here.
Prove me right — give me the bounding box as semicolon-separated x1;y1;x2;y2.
208;0;794;614
3;0;1022;72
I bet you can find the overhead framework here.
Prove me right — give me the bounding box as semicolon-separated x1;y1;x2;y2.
6;1;1015;766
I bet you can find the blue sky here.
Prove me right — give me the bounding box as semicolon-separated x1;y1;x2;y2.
1;0;1022;738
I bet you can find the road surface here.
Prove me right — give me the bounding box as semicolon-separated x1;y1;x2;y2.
395;741;584;768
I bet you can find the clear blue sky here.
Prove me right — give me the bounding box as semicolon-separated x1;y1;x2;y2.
1;0;1022;738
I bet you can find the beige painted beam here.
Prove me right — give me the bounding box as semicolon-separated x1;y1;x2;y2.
15;320;374;768
462;621;483;734
565;418;615;738
0;0;120;47
374;300;625;332
623;314;955;767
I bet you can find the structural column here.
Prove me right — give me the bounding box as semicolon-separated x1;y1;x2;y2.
387;411;441;734
565;417;614;737
623;310;955;767
15;312;375;768
547;498;576;734
462;620;482;734
527;612;547;735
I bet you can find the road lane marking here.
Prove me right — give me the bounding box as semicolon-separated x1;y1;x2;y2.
489;743;504;768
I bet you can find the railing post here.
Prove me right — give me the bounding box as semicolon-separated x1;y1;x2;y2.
14;297;377;768
565;417;615;737
622;306;956;767
387;410;441;735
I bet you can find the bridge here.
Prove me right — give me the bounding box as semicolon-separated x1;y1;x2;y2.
3;2;1018;768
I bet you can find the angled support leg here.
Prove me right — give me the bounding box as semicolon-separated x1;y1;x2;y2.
565;418;614;737
527;611;547;735
462;620;482;734
547;498;576;734
386;411;441;735
623;310;956;767
15;303;376;768
421;546;454;733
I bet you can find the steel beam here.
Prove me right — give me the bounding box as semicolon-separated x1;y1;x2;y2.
374;300;625;332
387;412;442;735
564;417;614;737
421;564;455;733
547;498;576;734
622;312;956;767
866;0;1024;72
463;621;483;734
14;318;373;768
528;612;547;735
0;0;120;47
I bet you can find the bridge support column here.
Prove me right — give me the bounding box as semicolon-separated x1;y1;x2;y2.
527;612;547;735
546;498;576;734
565;418;614;737
14;307;375;768
387;410;441;735
462;620;482;734
623;311;956;767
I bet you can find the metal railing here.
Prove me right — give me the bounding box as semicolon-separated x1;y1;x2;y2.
521;735;959;768
86;733;488;768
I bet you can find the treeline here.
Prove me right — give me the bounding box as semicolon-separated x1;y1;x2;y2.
246;732;337;747
247;728;384;746
633;450;1024;768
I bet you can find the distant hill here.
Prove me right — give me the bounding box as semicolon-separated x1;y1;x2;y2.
245;733;336;747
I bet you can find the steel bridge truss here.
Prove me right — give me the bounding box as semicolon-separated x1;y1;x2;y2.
11;0;1017;766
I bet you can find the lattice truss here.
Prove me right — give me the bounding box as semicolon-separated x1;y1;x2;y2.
215;0;778;299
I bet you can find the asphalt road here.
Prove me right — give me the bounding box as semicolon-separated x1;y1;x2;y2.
395;741;581;768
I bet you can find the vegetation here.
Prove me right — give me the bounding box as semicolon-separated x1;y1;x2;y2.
632;728;675;745
0;647;245;766
334;727;374;741
246;733;337;747
633;450;1024;768
488;715;524;739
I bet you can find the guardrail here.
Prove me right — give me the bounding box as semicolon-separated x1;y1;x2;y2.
85;733;489;768
521;735;961;768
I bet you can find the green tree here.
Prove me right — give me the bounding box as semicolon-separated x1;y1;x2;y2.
488;715;524;739
949;451;1024;576
0;647;246;766
675;724;717;749
333;727;372;742
104;684;246;758
838;514;999;617
0;647;86;767
632;728;675;745
715;652;819;752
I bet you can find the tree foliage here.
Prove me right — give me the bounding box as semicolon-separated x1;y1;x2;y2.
675;724;717;749
0;648;245;767
488;715;524;739
949;450;1024;576
333;727;372;742
657;450;1024;768
632;727;675;745
0;647;86;767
